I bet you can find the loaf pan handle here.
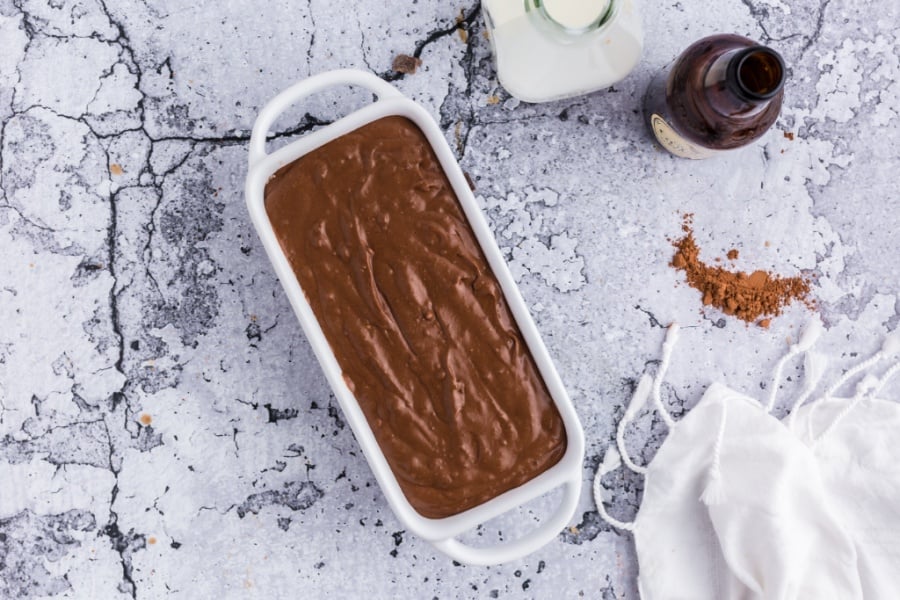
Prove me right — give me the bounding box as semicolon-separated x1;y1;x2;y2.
431;475;581;566
248;69;403;168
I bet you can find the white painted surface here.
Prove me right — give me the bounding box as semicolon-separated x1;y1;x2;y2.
2;0;899;598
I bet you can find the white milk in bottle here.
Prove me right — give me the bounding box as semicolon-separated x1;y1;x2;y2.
482;0;643;103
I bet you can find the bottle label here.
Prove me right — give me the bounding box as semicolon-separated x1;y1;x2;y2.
650;114;717;159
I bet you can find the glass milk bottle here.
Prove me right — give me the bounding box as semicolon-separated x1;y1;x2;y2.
482;0;643;103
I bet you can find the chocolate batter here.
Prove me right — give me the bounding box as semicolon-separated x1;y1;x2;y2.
265;116;567;519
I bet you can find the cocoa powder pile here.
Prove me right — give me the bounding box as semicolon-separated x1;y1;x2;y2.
671;216;812;326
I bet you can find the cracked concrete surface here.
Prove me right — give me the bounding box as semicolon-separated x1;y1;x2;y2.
1;0;899;597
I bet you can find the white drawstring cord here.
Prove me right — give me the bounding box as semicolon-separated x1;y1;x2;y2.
766;346;802;412
787;351;828;430
616;374;653;475
822;353;884;400
767;319;823;413
817;359;900;444
593;323;679;531
652;324;679;428
807;331;900;438
592;446;636;532
614;325;681;476
594;324;683;532
813;375;879;447
808;354;882;440
872;360;900;399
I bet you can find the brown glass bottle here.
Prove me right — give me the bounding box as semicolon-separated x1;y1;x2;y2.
644;34;786;159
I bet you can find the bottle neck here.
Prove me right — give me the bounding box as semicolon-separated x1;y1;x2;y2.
703;46;785;116
528;0;616;35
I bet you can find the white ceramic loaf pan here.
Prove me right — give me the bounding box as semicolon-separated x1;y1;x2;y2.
244;69;585;566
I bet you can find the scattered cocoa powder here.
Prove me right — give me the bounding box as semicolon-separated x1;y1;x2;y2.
783;131;795;141
671;215;812;325
456;10;469;43
391;54;422;75
726;248;739;260
463;171;476;191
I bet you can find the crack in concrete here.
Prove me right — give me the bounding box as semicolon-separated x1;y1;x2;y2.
355;12;374;73
103;160;127;416
739;0;811;46
634;305;667;329
306;0;317;61
4;7;155;594
801;0;832;56
740;0;774;43
381;2;482;82
0;0;427;594
99;418;142;600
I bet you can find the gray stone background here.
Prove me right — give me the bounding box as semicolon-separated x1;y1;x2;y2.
1;0;898;598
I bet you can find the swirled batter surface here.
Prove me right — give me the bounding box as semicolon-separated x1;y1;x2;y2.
265;116;566;519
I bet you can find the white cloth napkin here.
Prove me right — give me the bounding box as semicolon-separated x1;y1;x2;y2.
594;323;900;600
